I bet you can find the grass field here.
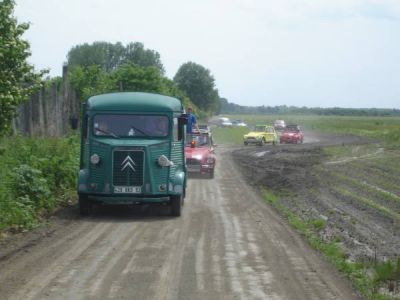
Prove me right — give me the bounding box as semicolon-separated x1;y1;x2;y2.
212;114;400;147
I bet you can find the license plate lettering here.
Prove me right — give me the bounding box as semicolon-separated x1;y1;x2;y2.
187;166;201;172
114;186;142;193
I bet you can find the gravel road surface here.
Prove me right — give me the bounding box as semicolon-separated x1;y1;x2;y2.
0;144;361;300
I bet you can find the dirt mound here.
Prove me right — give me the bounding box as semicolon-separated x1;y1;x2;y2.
234;145;325;192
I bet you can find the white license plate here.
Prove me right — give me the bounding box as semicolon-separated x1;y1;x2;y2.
114;186;142;193
187;165;201;172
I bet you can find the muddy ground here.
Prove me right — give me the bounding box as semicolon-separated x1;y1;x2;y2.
233;130;400;263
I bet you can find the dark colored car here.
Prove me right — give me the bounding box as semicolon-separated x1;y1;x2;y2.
185;131;216;178
280;124;304;144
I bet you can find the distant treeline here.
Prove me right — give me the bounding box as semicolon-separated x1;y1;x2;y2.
220;98;400;117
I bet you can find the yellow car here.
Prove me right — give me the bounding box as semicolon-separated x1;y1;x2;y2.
243;125;278;146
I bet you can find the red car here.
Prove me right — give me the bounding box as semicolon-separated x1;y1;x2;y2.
279;125;304;144
185;131;216;178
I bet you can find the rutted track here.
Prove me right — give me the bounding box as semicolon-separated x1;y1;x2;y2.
0;143;360;299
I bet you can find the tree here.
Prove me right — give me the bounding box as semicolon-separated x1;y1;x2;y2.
0;0;44;135
173;62;219;112
111;63;164;93
124;42;164;74
67;42;125;73
67;42;164;74
68;65;113;101
69;63;185;102
160;77;192;108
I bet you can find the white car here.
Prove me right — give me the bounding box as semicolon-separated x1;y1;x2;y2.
216;117;233;127
232;120;247;127
274;120;286;131
221;120;233;127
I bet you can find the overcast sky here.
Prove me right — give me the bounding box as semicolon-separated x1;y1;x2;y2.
14;0;400;108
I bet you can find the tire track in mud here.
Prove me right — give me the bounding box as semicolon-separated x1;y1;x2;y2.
324;148;384;165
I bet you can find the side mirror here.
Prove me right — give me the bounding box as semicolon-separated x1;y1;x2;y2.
178;114;188;141
179;114;188;125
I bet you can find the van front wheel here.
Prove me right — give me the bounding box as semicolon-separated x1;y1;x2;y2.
170;195;182;217
79;195;91;216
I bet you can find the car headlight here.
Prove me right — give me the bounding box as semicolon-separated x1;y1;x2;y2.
158;155;174;167
90;153;100;165
206;157;214;164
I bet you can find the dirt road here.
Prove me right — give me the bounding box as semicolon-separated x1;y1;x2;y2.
0;144;360;299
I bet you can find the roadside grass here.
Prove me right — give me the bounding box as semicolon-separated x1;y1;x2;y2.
0;135;80;234
263;188;400;300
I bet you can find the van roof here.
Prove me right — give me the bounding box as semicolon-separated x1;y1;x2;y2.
87;92;183;113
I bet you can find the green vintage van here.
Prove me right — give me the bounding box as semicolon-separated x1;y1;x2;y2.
77;92;187;216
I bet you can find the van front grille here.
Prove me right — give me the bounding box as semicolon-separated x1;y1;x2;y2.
113;150;144;186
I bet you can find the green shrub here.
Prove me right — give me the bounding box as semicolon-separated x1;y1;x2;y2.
10;164;54;210
0;195;37;230
0;135;80;232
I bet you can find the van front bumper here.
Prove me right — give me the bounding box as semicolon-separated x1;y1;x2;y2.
84;194;172;204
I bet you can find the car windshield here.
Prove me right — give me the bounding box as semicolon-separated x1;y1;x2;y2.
186;134;210;147
285;126;299;132
93;114;169;137
254;126;265;132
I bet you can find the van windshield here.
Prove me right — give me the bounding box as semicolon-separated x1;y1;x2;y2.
93;114;169;137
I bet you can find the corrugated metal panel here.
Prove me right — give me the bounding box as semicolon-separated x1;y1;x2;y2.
149;144;169;189
170;142;183;178
89;143;109;184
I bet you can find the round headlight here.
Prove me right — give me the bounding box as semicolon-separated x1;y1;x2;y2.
90;153;100;165
206;157;214;164
158;155;174;167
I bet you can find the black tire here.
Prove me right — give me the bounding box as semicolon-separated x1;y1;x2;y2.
244;142;248;146
79;194;91;216
209;169;215;179
170;195;182;217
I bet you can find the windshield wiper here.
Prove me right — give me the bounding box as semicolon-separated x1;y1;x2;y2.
95;128;120;138
128;125;149;137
